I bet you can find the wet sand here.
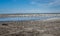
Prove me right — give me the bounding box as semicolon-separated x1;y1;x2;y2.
0;18;60;36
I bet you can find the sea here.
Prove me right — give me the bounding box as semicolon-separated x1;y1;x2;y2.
0;16;60;21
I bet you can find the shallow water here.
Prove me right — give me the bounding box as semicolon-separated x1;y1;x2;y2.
0;16;60;21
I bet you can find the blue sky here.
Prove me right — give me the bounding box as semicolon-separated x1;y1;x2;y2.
0;0;60;14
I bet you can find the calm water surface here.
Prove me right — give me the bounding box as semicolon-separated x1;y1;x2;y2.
0;16;60;21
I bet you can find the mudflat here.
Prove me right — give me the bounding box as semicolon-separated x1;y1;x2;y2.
0;18;60;36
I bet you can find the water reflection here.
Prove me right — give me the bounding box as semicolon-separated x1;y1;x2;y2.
0;16;60;21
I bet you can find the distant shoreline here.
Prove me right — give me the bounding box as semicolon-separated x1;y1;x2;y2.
0;13;60;18
0;13;60;15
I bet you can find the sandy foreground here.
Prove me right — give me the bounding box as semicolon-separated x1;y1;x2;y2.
0;18;60;36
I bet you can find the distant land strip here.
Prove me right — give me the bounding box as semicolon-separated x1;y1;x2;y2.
0;13;60;18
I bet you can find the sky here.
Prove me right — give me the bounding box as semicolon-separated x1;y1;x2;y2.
0;0;60;14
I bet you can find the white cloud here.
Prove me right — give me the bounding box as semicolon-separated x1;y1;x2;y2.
49;0;60;6
30;0;60;7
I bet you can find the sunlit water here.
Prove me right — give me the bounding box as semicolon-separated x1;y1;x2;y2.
0;16;60;21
